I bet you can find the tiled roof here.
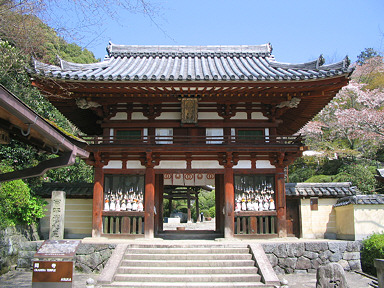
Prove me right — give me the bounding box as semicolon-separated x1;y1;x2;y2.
285;182;358;198
33;42;352;82
38;183;93;198
39;182;357;199
335;194;384;207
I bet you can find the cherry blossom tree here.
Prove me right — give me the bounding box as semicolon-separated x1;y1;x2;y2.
301;53;384;157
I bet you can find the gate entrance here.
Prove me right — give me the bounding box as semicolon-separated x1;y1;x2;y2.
155;174;224;239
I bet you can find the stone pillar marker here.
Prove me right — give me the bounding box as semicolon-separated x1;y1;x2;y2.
49;191;66;240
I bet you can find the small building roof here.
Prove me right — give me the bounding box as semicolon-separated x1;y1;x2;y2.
38;182;358;199
33;42;351;82
285;182;358;198
334;194;384;207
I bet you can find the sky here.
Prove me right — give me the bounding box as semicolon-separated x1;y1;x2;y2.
52;0;384;64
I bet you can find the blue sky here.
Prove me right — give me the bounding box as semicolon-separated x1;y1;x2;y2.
56;0;384;64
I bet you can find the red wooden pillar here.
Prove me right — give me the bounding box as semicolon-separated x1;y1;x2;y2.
144;165;155;238
276;169;287;237
92;165;104;237
224;157;235;238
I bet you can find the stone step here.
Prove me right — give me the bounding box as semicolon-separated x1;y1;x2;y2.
117;266;259;275
120;259;256;267
123;253;252;261
113;273;262;283
126;247;250;254
102;281;272;288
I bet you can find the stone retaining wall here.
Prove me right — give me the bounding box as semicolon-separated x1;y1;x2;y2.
17;242;116;273
0;224;39;275
15;240;362;275
262;241;362;274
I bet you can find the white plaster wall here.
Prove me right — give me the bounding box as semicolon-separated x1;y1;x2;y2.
191;160;222;169
126;160;145;169
131;112;148;120
300;198;337;239
198;112;222;120
235;160;252;169
40;199;92;239
156;112;181;120
354;205;384;240
103;160;123;169
156;161;187;169
251;112;268;120
335;205;355;240
231;112;247;119
110;112;127;120
256;160;275;169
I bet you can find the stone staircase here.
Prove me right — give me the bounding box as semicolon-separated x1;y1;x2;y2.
98;243;280;288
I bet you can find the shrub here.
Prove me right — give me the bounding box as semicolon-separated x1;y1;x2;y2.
202;209;210;218
209;206;216;218
0;170;46;229
336;164;376;193
304;174;334;183
361;233;384;276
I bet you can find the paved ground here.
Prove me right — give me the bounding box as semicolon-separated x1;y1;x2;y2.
0;269;374;287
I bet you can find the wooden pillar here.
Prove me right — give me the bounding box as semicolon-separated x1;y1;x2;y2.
195;191;200;223
155;174;163;234
92;165;104;237
215;174;223;233
144;165;155;238
187;188;192;223
224;154;235;238
276;169;287;237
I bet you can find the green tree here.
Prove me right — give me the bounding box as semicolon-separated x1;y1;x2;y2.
357;48;381;65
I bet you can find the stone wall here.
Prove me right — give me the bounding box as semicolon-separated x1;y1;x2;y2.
0;224;39;274
15;240;362;275
17;242;116;274
262;241;362;274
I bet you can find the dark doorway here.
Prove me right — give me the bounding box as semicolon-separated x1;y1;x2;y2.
155;174;224;239
286;198;301;237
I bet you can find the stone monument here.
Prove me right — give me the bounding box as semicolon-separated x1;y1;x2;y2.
49;191;66;240
316;263;349;288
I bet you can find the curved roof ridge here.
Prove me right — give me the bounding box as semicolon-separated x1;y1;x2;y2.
107;42;273;56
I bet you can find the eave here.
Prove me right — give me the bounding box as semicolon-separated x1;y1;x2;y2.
0;85;89;182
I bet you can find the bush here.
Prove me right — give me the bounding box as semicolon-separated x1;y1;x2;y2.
0;178;46;229
202;209;210;218
209;206;216;218
304;175;334;183
361;233;384;276
336;164;376;193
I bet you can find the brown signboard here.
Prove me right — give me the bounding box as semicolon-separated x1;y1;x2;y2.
32;261;73;288
35;240;80;258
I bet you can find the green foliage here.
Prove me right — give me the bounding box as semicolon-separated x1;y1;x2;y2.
336;164;376;194
209;206;216;218
361;233;384;276
288;157;318;183
288;156;379;194
199;190;215;211
202;209;210;218
0;166;46;229
357;48;381;65
304;175;334;183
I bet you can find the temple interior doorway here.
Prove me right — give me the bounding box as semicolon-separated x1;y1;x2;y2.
155;174;224;239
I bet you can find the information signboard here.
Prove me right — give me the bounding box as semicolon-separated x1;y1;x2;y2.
33;240;80;288
32;261;73;288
